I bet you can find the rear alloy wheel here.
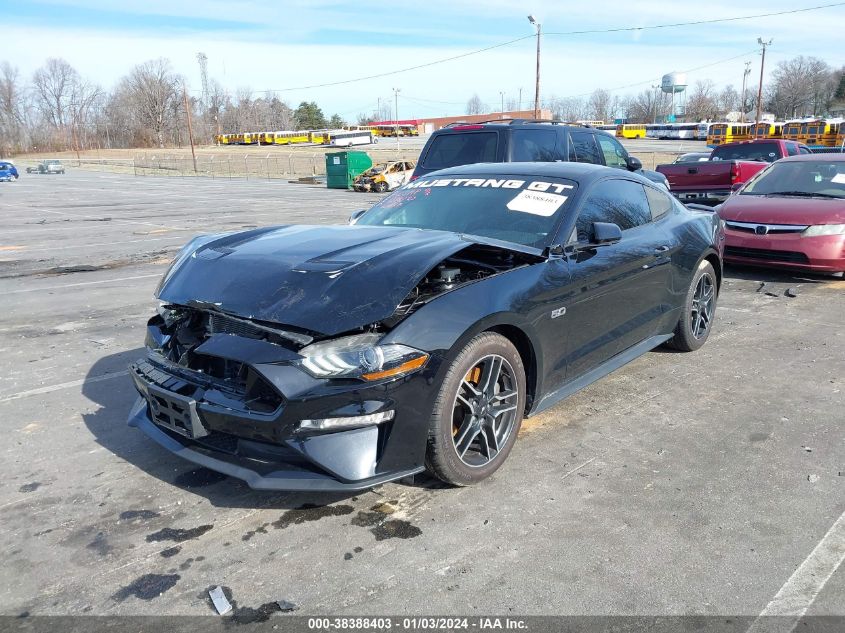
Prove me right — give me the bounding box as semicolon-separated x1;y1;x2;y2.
665;259;717;352
426;333;526;485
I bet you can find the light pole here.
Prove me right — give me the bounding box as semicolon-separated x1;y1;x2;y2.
740;61;752;123
755;38;772;124
500;91;505;115
392;87;401;152
651;84;661;124
528;15;541;119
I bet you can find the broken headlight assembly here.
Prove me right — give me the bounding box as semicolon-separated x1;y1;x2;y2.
294;333;428;381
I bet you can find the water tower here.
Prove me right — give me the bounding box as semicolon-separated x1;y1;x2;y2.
661;72;687;121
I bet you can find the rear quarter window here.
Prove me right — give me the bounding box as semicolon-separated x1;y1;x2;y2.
510;129;559;161
421;132;498;170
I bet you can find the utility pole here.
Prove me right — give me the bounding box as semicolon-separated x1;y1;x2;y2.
500;91;505;115
528;15;541;118
183;85;198;173
651;84;661;124
393;88;400;153
740;61;752;123
518;87;522;113
755;38;772;124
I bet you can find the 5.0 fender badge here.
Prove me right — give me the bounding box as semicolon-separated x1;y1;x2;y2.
551;307;567;319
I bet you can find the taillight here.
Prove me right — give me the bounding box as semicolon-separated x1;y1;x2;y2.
730;163;739;182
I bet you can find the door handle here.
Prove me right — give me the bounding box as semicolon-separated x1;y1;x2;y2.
654;245;670;254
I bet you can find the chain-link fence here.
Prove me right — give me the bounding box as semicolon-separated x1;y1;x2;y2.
10;150;694;181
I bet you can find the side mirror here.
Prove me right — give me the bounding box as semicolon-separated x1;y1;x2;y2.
592;222;623;245
348;209;367;225
626;156;642;172
730;182;744;193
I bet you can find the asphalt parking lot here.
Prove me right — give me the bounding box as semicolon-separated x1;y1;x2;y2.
1;172;843;618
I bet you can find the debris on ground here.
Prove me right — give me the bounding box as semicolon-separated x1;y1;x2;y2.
808;474;820;483
209;586;233;615
276;600;299;612
765;290;781;297
756;282;767;293
802;446;813;452
786;287;800;297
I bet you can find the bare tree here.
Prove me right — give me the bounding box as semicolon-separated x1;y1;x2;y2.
121;58;180;148
626;89;669;124
685;80;719;121
466;93;486;115
767;56;832;118
0;62;27;154
546;95;586;122
717;85;740;116
587;89;612;122
32;58;80;148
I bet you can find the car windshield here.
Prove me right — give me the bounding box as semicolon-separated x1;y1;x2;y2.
357;175;578;248
741;161;845;198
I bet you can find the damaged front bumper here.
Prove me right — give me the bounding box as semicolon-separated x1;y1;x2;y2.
127;339;438;491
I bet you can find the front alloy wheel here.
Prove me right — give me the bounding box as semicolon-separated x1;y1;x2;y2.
426;332;526;485
665;259;718;352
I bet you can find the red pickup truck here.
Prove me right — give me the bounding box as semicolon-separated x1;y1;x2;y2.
657;139;812;205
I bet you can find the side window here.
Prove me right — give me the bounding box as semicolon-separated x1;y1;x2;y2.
644;185;673;220
786;142;799;156
575;180;652;241
511;129;559;161
799;146;812;155
596;134;629;169
569;131;602;164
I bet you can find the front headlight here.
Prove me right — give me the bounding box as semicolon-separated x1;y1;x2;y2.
295;333;429;381
803;224;845;236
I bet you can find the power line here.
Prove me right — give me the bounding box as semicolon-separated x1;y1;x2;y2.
254;2;843;93
545;2;845;36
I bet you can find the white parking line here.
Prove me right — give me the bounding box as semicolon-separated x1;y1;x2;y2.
0;370;128;404
1;273;162;295
746;509;845;633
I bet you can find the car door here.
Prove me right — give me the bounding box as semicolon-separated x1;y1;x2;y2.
560;178;674;379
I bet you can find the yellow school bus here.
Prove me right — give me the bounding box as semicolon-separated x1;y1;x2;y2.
751;122;783;140
782;121;803;142
707;123;752;147
616;124;646;139
309;130;329;144
801;120;840;147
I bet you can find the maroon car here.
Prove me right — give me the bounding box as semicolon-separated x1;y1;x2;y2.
718;154;845;273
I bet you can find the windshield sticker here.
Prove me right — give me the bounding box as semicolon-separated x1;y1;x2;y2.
831;173;845;184
506;190;568;216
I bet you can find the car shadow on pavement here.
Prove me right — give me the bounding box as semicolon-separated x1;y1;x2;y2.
723;262;841;284
82;349;361;510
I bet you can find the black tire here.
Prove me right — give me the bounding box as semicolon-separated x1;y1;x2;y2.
374;181;388;193
425;332;526;486
665;259;718;352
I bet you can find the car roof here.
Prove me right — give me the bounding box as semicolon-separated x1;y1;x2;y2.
419;161;653;186
779;153;845;163
435;119;591;133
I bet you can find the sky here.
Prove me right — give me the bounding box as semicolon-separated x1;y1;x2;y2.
4;0;845;120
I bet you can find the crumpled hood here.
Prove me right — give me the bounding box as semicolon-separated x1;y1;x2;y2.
157;225;477;336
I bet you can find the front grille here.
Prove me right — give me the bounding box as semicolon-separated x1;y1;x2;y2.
725;246;810;264
208;312;266;339
195;431;240;454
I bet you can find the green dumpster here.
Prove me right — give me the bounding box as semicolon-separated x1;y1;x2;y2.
325;151;372;189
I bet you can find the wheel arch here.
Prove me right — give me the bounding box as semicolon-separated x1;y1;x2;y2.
486;323;538;414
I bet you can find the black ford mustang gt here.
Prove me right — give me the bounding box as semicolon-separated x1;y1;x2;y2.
128;163;724;490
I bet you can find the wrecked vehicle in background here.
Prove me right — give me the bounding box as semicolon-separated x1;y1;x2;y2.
353;160;415;192
128;163;723;491
26;159;65;174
